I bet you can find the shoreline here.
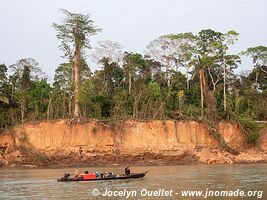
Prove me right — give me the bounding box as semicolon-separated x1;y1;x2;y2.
1;162;267;170
1;157;266;169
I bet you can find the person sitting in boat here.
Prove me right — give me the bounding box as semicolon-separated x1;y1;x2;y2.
73;170;79;180
103;172;113;178
95;171;101;178
125;166;130;176
84;171;89;174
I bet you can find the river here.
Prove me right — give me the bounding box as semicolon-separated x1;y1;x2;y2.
0;164;266;200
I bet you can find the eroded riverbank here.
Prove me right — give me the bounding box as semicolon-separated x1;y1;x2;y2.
0;119;266;168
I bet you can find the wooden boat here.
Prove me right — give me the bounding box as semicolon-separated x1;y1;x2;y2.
57;171;149;182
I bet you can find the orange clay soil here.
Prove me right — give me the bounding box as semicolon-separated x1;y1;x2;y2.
0;119;266;167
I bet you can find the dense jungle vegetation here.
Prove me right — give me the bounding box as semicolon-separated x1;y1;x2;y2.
1;10;267;145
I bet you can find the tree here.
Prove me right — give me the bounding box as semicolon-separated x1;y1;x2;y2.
169;33;196;89
145;35;180;88
91;40;123;64
123;52;145;94
29;79;51;119
246;66;267;91
9;58;43;122
192;29;240;116
192;29;224;118
53;9;101;118
0;64;8;104
52;59;91;119
0;64;10;132
220;31;239;111
241;46;267;89
9;58;42;82
53;62;72;118
99;58;120;95
0;64;7;85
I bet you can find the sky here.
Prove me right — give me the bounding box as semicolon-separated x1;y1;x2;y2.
0;0;266;81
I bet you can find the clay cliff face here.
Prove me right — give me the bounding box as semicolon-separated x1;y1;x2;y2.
0;120;266;167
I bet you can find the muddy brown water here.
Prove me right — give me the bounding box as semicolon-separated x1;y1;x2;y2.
0;164;266;200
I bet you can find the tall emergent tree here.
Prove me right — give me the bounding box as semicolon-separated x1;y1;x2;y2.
218;31;240;112
145;35;180;88
168;33;196;90
193;29;224;118
53;9;101;118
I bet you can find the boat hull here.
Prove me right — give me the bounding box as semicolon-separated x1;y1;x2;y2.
57;171;148;182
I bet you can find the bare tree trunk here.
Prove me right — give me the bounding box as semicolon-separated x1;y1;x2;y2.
73;42;80;118
132;92;143;118
153;96;168;119
19;95;26;122
56;104;59;118
255;65;259;90
11;85;14;101
199;68;204;118
68;96;72;118
47;92;57;119
63;92;66;118
104;80;108;94
166;62;171;88
35;101;39;119
21;105;25;122
186;68;189;90
83;106;87;118
207;66;217;92
260;66;267;74
47;98;54;119
128;71;132;95
71;61;75;85
47;100;51;119
223;59;227;111
167;69;171;88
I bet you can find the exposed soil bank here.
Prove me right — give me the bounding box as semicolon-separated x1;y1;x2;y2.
0;119;266;167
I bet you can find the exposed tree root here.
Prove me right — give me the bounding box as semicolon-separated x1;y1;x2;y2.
204;119;239;155
18;146;53;166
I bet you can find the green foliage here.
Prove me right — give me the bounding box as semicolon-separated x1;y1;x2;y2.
53;9;101;53
53;62;72;90
185;104;201;119
0;111;10;132
0;64;8;85
241;46;267;64
147;82;161;98
0;96;9;104
29;79;51;118
232;114;260;145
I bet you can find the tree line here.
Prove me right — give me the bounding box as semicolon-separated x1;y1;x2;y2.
1;10;267;143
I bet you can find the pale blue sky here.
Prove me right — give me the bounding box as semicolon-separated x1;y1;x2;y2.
0;0;266;80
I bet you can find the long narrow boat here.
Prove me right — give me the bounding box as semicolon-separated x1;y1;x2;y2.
57;171;149;182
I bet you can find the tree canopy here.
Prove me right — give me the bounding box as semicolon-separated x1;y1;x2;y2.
1;10;266;145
